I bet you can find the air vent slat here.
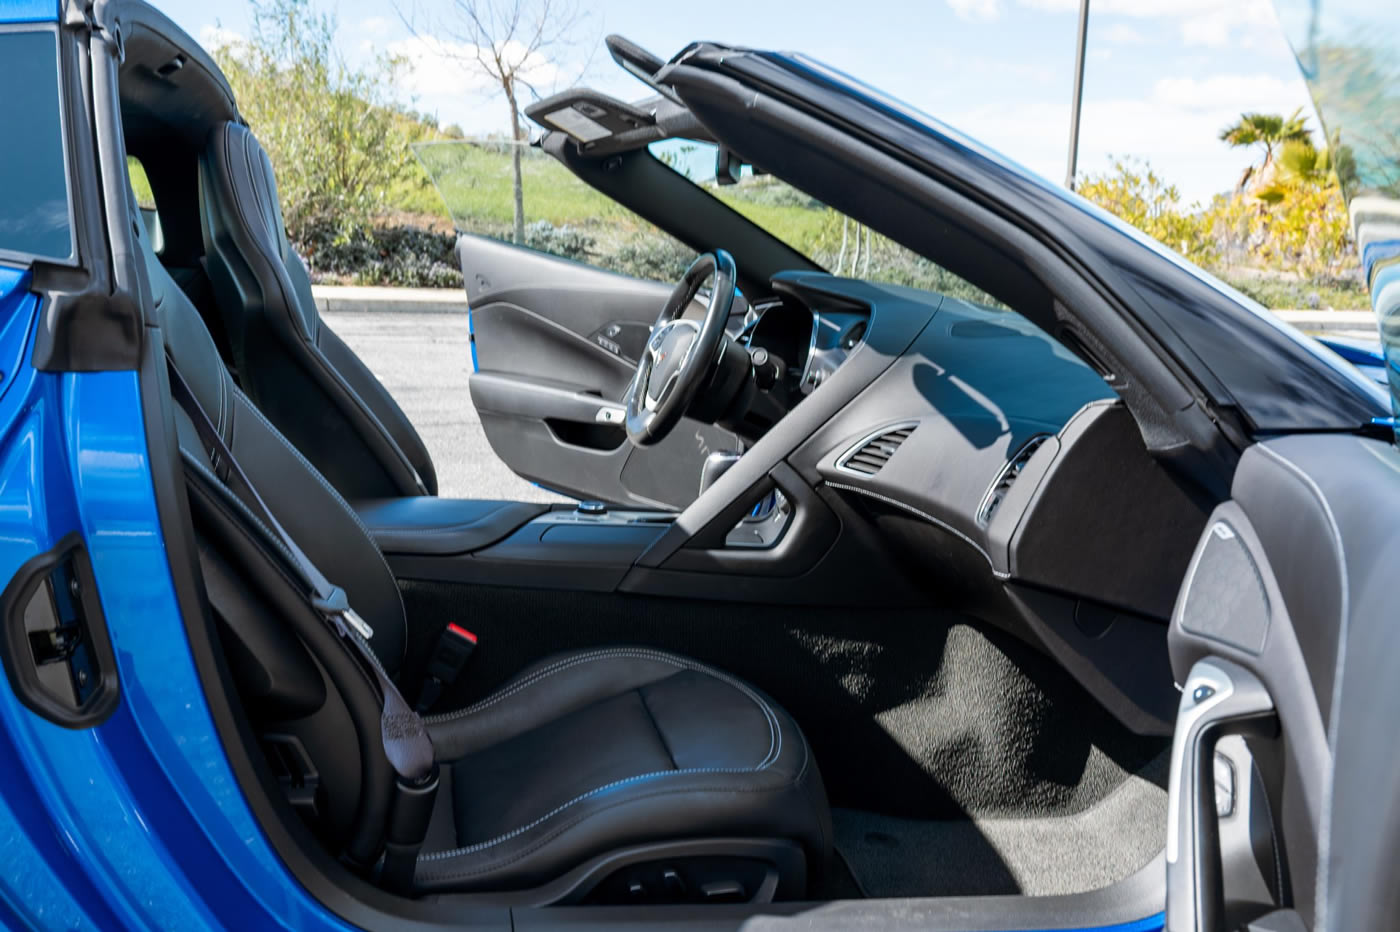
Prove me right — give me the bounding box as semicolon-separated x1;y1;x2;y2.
977;434;1050;526
837;423;918;477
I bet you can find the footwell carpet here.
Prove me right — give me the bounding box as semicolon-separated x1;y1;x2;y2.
832;753;1168;898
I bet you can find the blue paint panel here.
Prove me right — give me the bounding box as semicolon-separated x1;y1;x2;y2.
468;305;479;372
0;269;354;929
0;0;57;24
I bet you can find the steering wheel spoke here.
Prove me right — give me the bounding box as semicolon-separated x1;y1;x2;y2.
624;251;737;446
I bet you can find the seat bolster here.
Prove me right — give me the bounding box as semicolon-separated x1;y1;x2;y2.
417;648;831;893
425;649;700;759
416;765;824;892
318;323;439;495
226;392;408;671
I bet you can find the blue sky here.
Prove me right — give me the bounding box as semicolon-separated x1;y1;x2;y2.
154;0;1318;205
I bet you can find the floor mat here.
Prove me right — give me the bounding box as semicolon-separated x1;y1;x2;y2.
832;753;1169;898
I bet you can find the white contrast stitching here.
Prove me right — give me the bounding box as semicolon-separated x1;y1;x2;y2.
418;767;774;862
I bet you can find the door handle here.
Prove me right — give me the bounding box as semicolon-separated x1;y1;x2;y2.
0;534;120;728
1166;657;1277;932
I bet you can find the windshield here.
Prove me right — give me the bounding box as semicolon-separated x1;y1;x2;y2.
648;139;1003;308
413;140;697;281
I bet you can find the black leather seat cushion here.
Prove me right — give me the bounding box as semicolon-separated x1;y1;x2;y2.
353;497;547;555
417;648;829;892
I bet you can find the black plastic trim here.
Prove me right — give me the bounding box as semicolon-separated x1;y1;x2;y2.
0;533;120;729
31;15;144;372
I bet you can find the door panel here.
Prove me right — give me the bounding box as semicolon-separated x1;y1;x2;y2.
461;234;740;508
1164;435;1400;932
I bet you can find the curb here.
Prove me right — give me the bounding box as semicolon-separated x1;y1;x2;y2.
1273;310;1376;335
310;286;1378;337
311;285;467;315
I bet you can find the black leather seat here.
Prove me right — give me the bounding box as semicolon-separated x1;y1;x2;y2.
135;185;830;896
199;121;437;501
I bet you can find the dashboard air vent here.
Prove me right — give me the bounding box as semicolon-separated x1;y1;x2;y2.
838;423;918;476
978;434;1050;526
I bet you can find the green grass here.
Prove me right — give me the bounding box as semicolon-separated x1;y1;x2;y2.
411;142;626;229
127;157;156;208
407;142;832;246
380;143;1372;312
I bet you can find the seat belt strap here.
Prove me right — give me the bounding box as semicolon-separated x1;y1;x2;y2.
166;356;434;786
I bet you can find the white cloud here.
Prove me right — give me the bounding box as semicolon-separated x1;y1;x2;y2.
384;36;567;130
936;69;1316;204
1017;0;1277;47
1179;0;1275;47
1102;23;1145;44
946;0;1004;22
199;25;245;52
388;36;564;96
1151;73;1299;114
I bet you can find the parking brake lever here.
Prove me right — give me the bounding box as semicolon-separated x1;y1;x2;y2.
1166;658;1278;932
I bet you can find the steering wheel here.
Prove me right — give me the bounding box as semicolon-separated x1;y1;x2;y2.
624;250;737;446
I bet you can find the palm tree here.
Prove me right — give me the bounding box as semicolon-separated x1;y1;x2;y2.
1219;108;1313;192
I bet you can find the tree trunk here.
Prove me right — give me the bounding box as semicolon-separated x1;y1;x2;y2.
838;216;849;275
507;82;525;245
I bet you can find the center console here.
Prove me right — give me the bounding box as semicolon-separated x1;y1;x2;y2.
354;498;681;591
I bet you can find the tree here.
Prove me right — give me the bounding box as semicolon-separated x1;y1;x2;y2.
1077;157;1215;264
1219;108;1312;193
399;0;588;245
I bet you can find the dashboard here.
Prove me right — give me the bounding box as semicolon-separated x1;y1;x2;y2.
730;270;1209;624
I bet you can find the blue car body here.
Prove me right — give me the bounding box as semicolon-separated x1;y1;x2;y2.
0;0;1394;928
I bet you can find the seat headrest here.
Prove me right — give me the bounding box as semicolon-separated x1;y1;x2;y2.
204;122;291;262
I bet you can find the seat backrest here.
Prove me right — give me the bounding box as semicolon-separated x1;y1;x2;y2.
198;121;438;499
135;185;409;676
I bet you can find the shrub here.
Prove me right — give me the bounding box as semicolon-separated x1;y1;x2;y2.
295;220;461;287
523;221;596;263
602;234;696;281
211;0;418;241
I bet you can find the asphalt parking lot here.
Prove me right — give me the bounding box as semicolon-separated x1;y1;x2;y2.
325;310;568;503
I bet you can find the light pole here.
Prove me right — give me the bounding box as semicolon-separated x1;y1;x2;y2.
1065;0;1090;189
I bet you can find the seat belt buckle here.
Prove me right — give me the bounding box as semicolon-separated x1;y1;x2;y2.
416;624;477;712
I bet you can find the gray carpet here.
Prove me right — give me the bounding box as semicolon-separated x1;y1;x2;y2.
832;753;1169;898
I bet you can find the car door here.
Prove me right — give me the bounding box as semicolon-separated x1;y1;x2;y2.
1162;4;1400;929
415;141;741;509
458;233;742;508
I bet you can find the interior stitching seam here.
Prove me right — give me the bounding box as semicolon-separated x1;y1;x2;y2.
429;649;781;772
418;769;788;863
